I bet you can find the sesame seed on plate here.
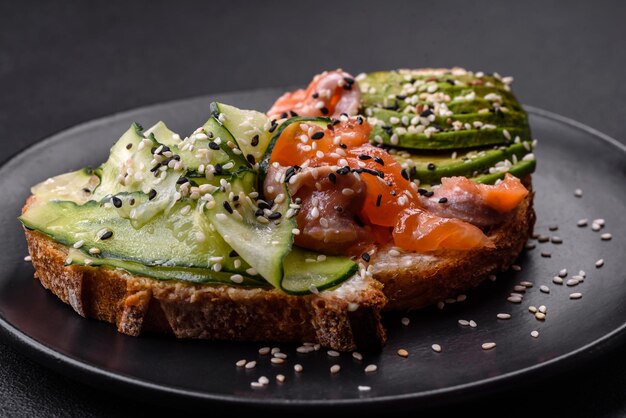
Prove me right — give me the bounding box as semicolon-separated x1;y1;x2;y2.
330;365;341;374
531;330;539;338
553;276;564;284
482;342;497;350
401;317;410;326
566;279;579;286
457;294;467;302
551;236;563;244
364;364;378;373
397;349;409;358
358;385;372;392
276;374;286;383
520;281;534;288
294;364;303;372
458;319;470;326
258;347;270;355
577;219;588;227
327;350;340;357
570;293;583;299
23;255;32;262
511;264;522;271
593;218;605;226
258;376;269;385
352;352;363;361
525;242;536;250
497;313;511;320
236;359;246;367
274;352;287;359
540;285;550;293
270;358;285;365
574;188;583;197
245;361;257;369
535;312;546;320
431;344;442;353
541;252;552;258
559;269;568;277
596;259;604;268
250;382;264;388
513;285;526;292
489;274;497;282
469;320;477;328
507;296;522;303
591;223;602;231
528;306;538;313
539;305;547;313
601;233;612;241
548;224;559;231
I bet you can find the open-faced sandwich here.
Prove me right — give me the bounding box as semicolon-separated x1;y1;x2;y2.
20;68;535;351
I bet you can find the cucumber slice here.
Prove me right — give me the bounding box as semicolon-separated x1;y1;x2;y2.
282;249;358;294
31;168;99;205
205;171;295;290
66;248;265;287
211;102;273;163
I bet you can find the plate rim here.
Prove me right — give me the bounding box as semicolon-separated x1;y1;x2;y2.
1;91;625;410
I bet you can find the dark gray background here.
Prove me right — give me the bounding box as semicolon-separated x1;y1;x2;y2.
1;1;625;416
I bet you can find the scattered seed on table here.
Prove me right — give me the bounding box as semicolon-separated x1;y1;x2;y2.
507;296;522;303
531;330;540;338
236;359;246;367
528;306;538;313
482;342;497;350
595;259;604;268
539;305;547;313
250;381;264;388
570;292;583;299
559;269;568;277
258;376;269;385
397;349;409;358
437;301;445;309
535;312;546;320
245;361;257;369
327;350;340;357
551;236;563;244
572;275;585;282
276;374;285;383
294;364;303;372
591;223;602;231
401;317;410;326
364;364;378;373
553;276;564;284
601;233;612;241
513;285;526;292
358;385;371;392
566;279;579;286
469;320;477;328
541;252;552;258
525;242;536;250
330;365;341;374
458;319;470;326
579;270;586;277
577;219;588;227
540;285;550;293
258;347;270;355
510;292;524;297
271;358;285;364
549;224;559;231
271;347;281;355
520;281;534;288
352;352;363;361
593;218;605;226
538;235;550;243
497;313;512;320
431;344;442;353
574;188;583;197
23;255;32;262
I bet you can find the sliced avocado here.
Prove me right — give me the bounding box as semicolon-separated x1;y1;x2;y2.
473;158;536;184
392;142;533;184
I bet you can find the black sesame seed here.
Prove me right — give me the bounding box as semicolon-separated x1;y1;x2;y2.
100;231;113;240
328;173;337;184
418;188;428;195
232;195;240;202
255;208;265;217
311;131;324;140
427;163;436;170
357;116;364;125
361;253;371;262
438;197;448;204
268;121;278;133
374;156;385;166
312;92;319;99
409;166;417;178
280;112;288;119
251;135;259;147
246;154;256;165
336;166;351;175
396;95;407;100
148;189;157;200
359;154;372;160
214;163;223;174
424;191;434;197
126;143;133;150
257;200;270;210
82;188;91;194
176;177;188;185
268;212;282;220
420;108;433;117
382;125;393;135
320;107;329;115
208;141;220;150
112;196;122;208
376;194;382;207
401;169;409;180
334;205;343;213
223;201;234;214
289;110;298;117
446;78;456;85
339;143;347;149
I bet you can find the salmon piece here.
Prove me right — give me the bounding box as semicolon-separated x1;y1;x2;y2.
393;208;494;252
267;70;362;120
477;174;529;212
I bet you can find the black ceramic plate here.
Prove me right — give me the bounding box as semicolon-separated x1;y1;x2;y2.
1;89;625;412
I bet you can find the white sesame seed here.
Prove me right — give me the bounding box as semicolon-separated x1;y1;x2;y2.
276;374;285;383
579;270;587;277
294;364;303;373
296;346;314;354
250;382;264;388
469;320;477;328
327;350;340;357
236;359;246;367
341;188;355;196
528;306;538;313
538;305;547;313
330;365;341;374
352;351;363;361
596;259;605;268
489;274;497;282
437;301;445;310
270;357;285;365
245;361;257;369
88;247;100;255
23;255;32;262
431;344;442;353
458;319;470;326
401;317;410;326
531;330;539;338
540;285;550;293
358;385;371;392
535;312;546;320
511;264;522;271
566;279;579;286
271;347;281;354
456;294;467;302
258;347;270;355
397;349;409;358
65;257;73;264
73;240;85;249
601;233;612;241
481;342;496;350
364;364;378;373
520;281;534;288
574;188;583;197
258;376;269;385
513;285;526;292
570;292;583;299
593;218;605;226
577;218;588;227
559;269;568;277
274;352;287;359
216;213;228;221
507;296;522;303
230;274;244;284
553;276;564;284
497;313;511;320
